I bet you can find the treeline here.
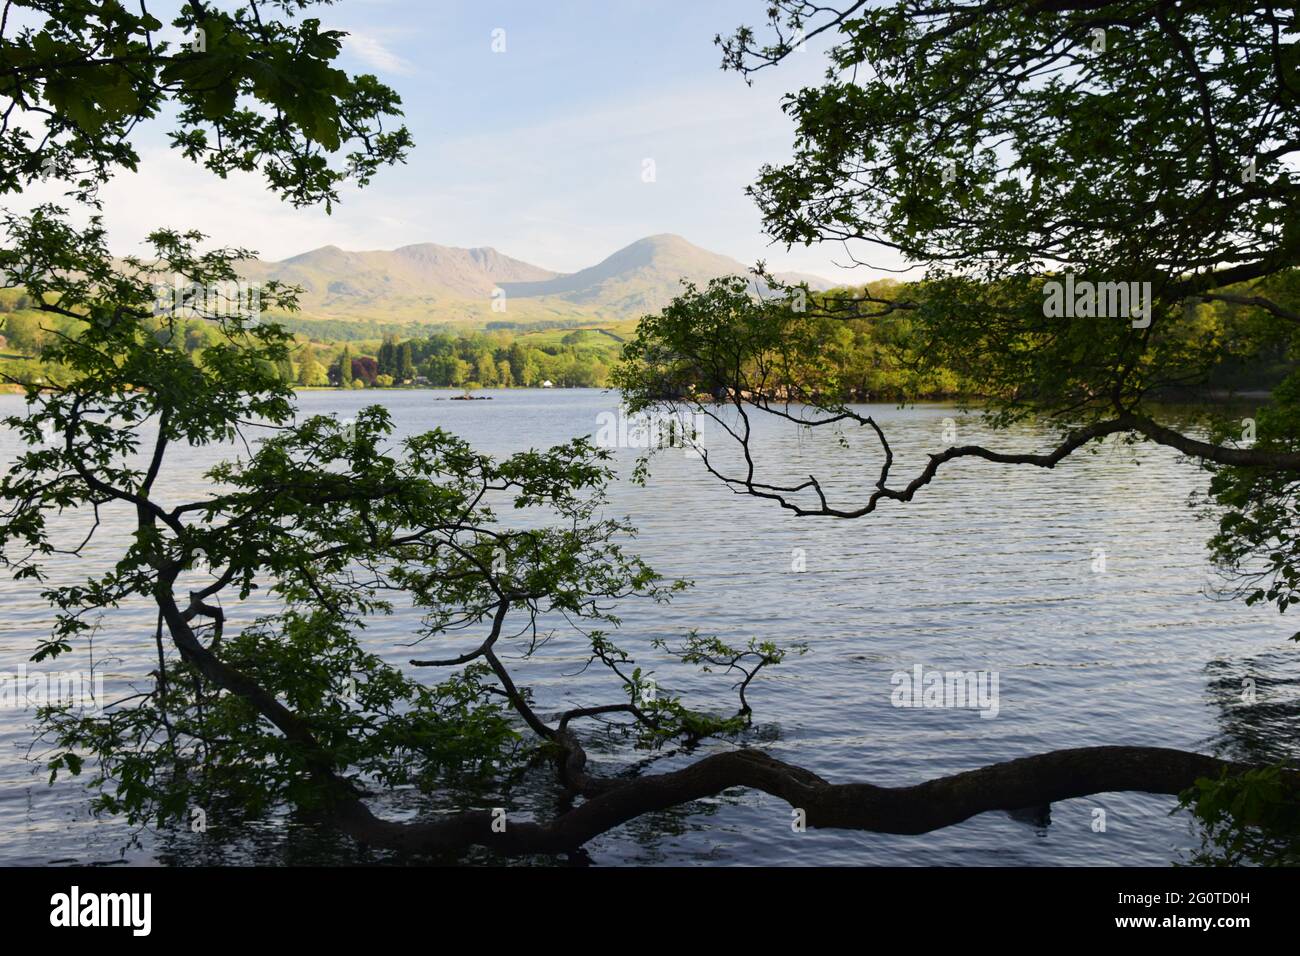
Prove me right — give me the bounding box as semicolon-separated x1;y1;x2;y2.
0;292;77;390
313;329;616;388
0;291;623;390
485;318;594;332
260;314;456;343
8;278;1289;400
246;313;604;342
617;274;1300;404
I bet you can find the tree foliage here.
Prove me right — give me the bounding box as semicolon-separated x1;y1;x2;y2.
622;1;1300;602
0;2;797;848
615;0;1300;857
0;0;411;209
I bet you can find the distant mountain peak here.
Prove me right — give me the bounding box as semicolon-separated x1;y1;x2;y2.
239;235;831;324
634;232;689;244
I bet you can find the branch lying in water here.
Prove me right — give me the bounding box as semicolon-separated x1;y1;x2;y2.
157;572;1294;859
159;570;1289;859
330;742;1291;857
137;482;1284;860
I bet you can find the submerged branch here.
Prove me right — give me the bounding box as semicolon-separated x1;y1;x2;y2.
332;745;1289;857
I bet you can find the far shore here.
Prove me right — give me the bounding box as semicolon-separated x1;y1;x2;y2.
0;381;1278;407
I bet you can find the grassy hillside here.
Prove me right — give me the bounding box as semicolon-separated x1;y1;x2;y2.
227;234;830;326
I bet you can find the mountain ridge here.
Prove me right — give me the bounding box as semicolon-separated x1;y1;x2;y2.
237;233;830;325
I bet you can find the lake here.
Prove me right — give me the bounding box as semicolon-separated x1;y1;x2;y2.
1;387;1296;866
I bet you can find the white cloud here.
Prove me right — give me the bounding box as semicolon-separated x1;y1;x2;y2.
343;31;417;77
1;79;903;284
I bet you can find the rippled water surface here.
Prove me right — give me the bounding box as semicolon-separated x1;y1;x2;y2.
2;388;1297;866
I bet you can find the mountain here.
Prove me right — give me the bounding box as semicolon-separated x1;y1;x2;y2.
238;242;558;322
238;234;831;326
498;234;826;315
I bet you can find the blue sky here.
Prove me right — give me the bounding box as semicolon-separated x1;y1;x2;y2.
21;1;904;281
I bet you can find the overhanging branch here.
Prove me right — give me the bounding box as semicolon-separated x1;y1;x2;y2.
331;745;1289;856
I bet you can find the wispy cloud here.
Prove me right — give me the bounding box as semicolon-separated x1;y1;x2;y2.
1;3;900;283
343;31;417;76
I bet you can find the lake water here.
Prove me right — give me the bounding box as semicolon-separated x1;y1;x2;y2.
1;388;1297;866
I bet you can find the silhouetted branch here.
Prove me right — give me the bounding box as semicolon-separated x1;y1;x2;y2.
331;745;1294;856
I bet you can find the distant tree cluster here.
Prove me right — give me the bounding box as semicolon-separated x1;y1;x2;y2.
0;288;626;392
318;329;616;388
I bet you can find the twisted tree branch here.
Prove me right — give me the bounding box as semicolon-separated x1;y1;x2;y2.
329;745;1290;857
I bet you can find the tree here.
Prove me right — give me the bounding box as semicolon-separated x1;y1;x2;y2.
0;0;410;207
298;356;329;387
397;341;415;383
449;356;470;388
4;0;1295;864
0;5;805;859
334;345;354;387
183;321;222;355
3;207;802;855
615;0;1300;857
377;335;397;377
520;354;540;387
2;312;44;354
351;354;378;386
507;341;528;383
674;0;1298;559
420;353;458;387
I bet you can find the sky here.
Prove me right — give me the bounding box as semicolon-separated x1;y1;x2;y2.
14;0;907;282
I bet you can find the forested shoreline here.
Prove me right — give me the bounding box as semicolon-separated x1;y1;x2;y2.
7;276;1293;401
